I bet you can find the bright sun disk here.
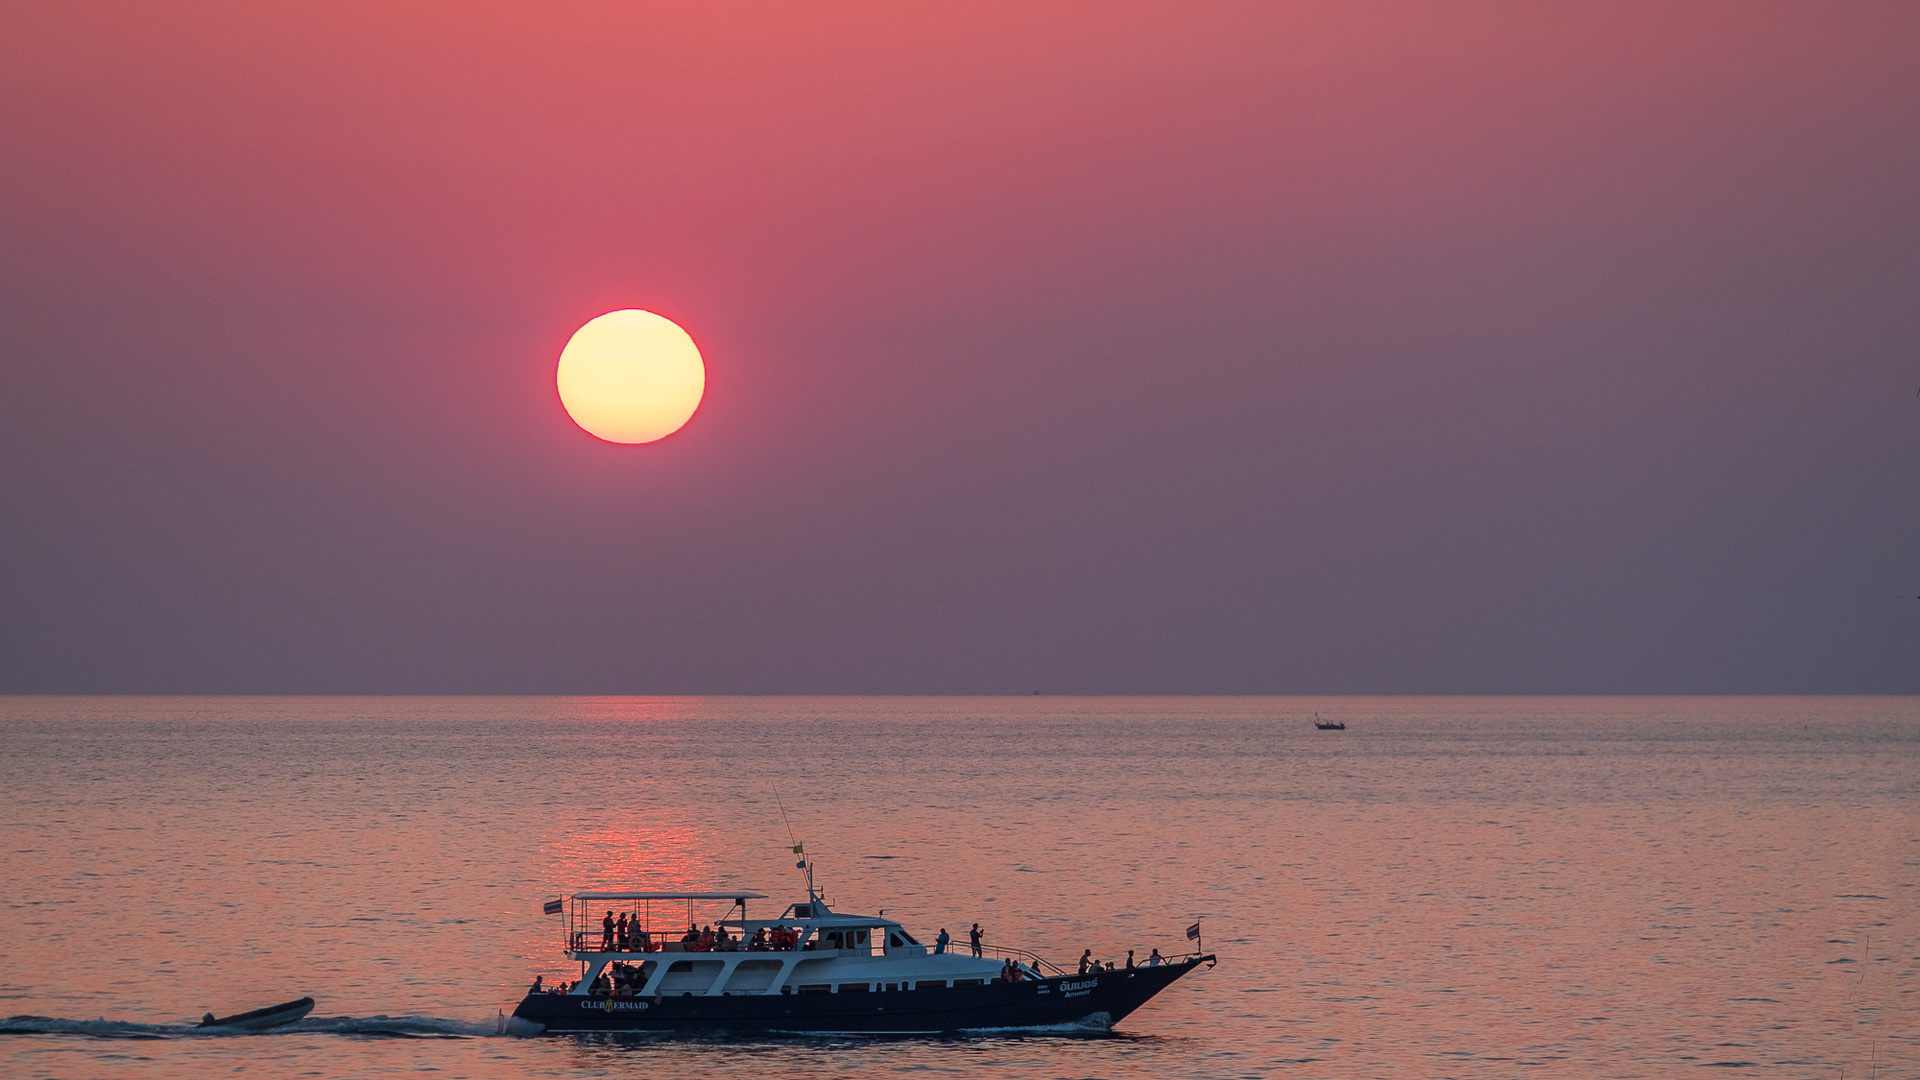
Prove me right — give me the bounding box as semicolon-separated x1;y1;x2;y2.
555;309;705;444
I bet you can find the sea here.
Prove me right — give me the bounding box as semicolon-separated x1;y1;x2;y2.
0;696;1912;1079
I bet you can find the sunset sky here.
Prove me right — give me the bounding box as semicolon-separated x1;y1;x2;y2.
2;2;1915;693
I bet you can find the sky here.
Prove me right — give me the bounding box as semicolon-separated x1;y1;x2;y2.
2;2;1915;694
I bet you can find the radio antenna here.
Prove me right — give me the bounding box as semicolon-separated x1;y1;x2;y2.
773;783;799;850
771;783;818;901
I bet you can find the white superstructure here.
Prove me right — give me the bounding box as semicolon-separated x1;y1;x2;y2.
559;889;1050;1000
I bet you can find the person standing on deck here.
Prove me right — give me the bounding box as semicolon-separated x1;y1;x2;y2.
615;912;629;950
935;928;950;954
969;923;983;957
1078;949;1093;974
601;911;615;950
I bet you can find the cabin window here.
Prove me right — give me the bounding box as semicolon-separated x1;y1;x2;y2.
837;983;869;993
887;933;905;948
796;983;831;994
791;905;813;919
915;980;946;990
953;979;984;987
658;958;724;994
720;960;782;995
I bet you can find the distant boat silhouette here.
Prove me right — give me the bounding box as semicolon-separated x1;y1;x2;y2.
1313;714;1345;731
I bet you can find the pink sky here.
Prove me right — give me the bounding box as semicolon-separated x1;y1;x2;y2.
2;3;1915;692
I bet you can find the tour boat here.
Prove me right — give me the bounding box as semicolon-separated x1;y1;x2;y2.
509;879;1215;1035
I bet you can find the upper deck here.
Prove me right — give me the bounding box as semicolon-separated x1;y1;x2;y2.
561;890;936;957
547;888;1063;998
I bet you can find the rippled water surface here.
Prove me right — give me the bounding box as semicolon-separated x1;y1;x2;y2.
1;696;1913;1079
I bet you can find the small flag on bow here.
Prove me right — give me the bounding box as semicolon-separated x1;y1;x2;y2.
792;844;804;854
1186;922;1201;941
543;898;564;915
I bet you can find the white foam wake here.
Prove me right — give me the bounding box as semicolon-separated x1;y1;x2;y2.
1;1013;502;1039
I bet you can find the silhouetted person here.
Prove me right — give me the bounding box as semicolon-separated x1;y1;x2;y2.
1078;949;1092;974
935;928;950;954
601;911;615;950
969;923;983;957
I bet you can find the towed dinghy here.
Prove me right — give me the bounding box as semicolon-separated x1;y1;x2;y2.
198;996;314;1031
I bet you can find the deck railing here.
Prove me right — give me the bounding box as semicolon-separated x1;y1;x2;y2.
570;930;768;954
566;930;1068;973
941;940;1066;976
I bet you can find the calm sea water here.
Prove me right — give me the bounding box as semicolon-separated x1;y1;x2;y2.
0;696;1912;1079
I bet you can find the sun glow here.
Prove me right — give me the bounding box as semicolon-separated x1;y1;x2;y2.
556;310;705;444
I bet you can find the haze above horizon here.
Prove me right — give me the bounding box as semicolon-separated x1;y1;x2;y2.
1;3;1915;695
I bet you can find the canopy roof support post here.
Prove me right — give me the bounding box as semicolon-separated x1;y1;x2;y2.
573;957;609;994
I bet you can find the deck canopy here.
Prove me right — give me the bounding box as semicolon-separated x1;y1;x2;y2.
792;911;901;927
574;891;768;901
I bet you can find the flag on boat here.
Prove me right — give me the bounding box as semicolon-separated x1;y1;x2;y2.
543;898;564;915
1186;922;1201;941
792;844;804;854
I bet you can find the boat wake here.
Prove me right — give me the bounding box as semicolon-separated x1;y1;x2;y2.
6;1009;1118;1042
0;1013;501;1039
957;1011;1114;1035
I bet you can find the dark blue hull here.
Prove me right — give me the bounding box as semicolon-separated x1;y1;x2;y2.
512;957;1212;1035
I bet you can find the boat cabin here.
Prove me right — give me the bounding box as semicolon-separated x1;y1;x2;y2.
549;890;1047;999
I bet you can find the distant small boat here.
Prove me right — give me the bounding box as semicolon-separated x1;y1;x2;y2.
1312;715;1345;731
198;996;314;1030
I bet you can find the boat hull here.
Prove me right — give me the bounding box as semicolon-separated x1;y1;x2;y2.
512;957;1211;1035
199;997;315;1031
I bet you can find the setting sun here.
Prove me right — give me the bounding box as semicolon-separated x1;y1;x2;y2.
556;310;705;444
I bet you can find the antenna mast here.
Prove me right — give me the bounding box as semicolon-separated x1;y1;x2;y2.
772;784;818;901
